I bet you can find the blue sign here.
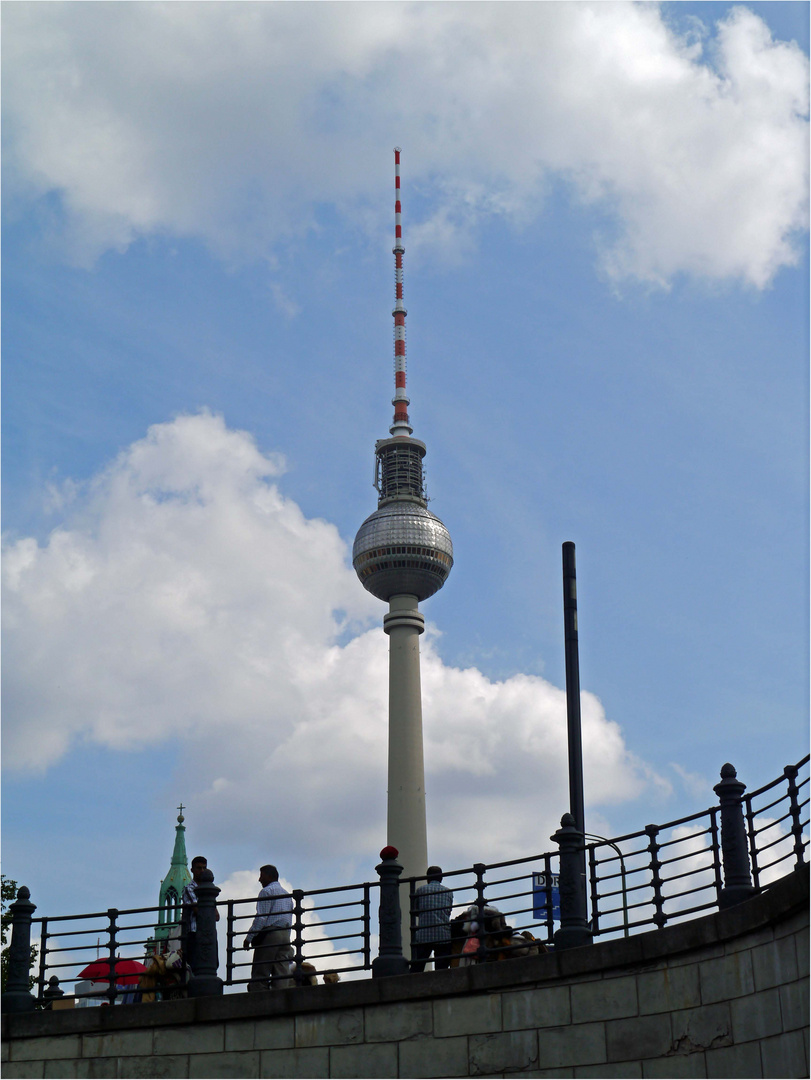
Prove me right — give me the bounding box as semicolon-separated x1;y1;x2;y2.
532;872;560;922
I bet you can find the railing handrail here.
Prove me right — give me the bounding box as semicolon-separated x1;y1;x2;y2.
745;753;810;803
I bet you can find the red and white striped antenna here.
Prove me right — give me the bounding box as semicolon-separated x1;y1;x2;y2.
390;147;412;437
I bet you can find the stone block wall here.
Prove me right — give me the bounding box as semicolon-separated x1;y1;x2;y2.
3;867;807;1079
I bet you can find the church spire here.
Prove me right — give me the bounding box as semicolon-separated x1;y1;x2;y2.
169;804;188;867
150;805;193;954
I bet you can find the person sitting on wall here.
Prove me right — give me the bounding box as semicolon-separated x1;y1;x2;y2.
411;866;454;972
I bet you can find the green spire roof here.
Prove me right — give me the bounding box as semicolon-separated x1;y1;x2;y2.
155;806;192;940
168;806;189;869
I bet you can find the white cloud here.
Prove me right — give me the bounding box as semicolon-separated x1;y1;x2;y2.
670;762;712;801
2;2;806;286
3;413;667;875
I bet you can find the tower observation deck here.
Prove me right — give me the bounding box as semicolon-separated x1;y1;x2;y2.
352;150;453;931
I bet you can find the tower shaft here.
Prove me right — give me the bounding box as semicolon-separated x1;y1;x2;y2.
384;596;428;882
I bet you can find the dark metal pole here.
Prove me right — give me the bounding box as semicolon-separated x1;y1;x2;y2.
292;890;305;986
473;863;488;963
187;869;223;997
106;909;119;1006
1;886;37;1013
372;846;409;978
559;542;591;948
551;814;592;949
714;763;756;909
562;542;586;836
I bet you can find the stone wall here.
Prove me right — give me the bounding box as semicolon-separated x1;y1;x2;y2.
3;867;807;1079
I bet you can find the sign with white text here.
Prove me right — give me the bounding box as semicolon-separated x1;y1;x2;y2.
532;871;561;921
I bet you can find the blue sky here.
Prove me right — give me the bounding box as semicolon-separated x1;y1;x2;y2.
2;1;808;924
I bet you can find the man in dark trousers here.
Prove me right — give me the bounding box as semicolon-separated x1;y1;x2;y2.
411;866;454;972
180;855;210;974
243;864;294;990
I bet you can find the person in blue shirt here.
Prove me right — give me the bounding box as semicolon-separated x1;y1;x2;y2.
411;866;454;972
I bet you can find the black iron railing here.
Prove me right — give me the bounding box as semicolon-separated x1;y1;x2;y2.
11;753;808;1007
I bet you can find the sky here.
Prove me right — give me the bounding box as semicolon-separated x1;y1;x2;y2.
2;1;809;931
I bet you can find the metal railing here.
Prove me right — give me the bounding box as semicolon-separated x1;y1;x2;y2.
10;754;808;1007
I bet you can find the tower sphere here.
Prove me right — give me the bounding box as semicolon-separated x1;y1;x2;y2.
353;501;453;603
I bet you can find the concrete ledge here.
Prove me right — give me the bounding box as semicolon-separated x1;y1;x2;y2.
3;864;807;1046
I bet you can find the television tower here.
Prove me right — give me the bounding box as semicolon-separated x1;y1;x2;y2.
353;148;454;898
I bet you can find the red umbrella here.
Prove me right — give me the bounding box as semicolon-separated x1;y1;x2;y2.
78;957;147;986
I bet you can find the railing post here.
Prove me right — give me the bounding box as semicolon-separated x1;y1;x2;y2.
362;884;371;970
552;814;592;950
587;846;600;936
43;975;64;1009
473;863;488;962
645;825;667;928
745;798;761;891
37;918;48;1003
292;889;305;985
714;763;756;908
187;869;223;997
372;846;409;978
408;878;417;963
106;909;119;1005
541;853;555;944
784;764;806;870
225;900;235;985
1;886;37;1013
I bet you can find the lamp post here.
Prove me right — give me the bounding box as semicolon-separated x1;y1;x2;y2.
562;542;585;836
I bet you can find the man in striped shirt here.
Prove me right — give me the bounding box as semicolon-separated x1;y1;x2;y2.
243;864;294;991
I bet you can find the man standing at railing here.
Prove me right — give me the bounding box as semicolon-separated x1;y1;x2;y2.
411;866;453;972
180;855;217;974
243;864;294;991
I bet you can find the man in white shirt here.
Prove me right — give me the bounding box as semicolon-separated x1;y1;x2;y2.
243;864;294;991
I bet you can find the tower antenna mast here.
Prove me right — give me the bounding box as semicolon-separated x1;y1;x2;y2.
391;147;411;437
